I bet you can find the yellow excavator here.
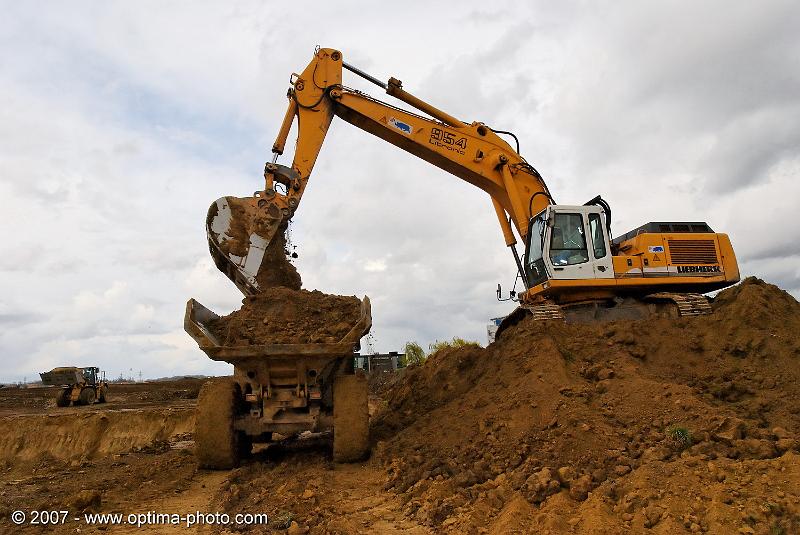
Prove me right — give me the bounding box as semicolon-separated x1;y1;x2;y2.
206;47;739;334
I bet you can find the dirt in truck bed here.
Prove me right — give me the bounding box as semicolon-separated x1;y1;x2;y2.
209;207;362;345
207;287;362;345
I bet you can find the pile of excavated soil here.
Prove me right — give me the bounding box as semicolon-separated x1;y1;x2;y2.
366;277;800;533
208;287;361;345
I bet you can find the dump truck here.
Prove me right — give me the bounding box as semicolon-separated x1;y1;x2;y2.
40;366;108;407
185;297;371;468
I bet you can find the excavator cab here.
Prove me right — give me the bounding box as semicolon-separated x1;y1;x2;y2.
524;205;614;289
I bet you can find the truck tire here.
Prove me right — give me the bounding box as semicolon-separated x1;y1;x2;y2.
333;373;369;463
195;378;242;469
78;387;96;405
55;388;71;407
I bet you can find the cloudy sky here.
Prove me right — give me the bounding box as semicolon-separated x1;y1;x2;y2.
1;1;798;382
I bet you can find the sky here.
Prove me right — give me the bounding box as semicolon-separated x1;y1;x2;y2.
1;1;798;382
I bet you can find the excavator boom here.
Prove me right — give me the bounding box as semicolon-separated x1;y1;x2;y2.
207;47;552;295
208;47;739;319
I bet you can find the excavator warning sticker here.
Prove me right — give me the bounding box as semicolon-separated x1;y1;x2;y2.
389;117;413;134
648;245;665;253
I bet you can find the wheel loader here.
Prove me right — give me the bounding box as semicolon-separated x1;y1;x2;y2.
185;46;741;467
40;366;108;407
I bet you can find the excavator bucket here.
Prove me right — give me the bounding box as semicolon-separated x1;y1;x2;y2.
206;195;283;296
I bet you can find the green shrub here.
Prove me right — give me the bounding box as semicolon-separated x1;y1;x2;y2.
402;341;426;366
428;337;481;355
667;425;693;450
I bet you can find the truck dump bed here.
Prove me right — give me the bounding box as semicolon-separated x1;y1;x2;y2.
40;367;83;386
183;296;372;363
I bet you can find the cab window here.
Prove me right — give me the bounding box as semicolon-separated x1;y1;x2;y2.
549;213;589;266
525;211;548;286
588;213;607;259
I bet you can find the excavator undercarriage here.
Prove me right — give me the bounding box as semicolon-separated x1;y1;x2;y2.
494;292;715;340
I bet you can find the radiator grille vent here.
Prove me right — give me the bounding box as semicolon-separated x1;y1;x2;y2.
668;240;718;265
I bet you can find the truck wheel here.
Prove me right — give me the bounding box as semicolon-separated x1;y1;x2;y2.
195;378;241;469
55;388;71;407
79;387;96;405
333;373;369;463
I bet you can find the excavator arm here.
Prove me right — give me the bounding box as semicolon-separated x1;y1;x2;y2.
208;47;554;295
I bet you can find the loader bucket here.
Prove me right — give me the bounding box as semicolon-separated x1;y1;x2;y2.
206;195;283;295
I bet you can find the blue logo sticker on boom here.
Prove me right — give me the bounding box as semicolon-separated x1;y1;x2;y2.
389;117;412;134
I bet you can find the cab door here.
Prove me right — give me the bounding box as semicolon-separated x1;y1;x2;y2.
546;211;593;280
587;212;614;279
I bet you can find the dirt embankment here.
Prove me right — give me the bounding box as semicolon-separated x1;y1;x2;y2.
0;408;194;465
4;278;799;534
363;277;800;534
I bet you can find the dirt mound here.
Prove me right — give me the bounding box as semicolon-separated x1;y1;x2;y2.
370;278;800;533
208;288;361;345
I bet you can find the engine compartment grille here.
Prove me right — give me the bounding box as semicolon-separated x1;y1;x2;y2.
668;239;718;265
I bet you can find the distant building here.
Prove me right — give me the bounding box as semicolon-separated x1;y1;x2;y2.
354;352;404;373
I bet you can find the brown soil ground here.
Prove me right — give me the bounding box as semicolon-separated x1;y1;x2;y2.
207;288;361;345
0;382;422;535
2;278;799;535
0;380;201;416
0;381;204;535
